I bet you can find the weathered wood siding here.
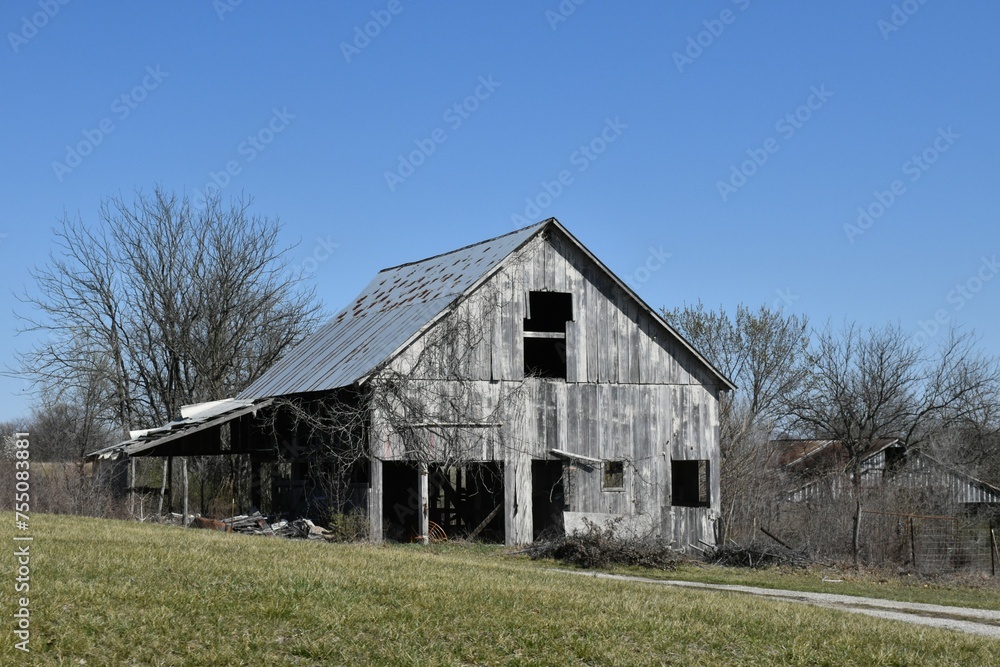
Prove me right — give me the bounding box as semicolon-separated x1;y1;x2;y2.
374;229;723;547
398;230;718;388
790;449;1000;506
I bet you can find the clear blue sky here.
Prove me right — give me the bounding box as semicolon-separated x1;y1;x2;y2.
2;1;998;422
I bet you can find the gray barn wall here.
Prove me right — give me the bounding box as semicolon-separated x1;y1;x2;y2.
372;230;722;547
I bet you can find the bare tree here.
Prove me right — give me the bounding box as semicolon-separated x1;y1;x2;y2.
785;323;1000;562
665;302;809;543
788;324;1000;483
27;399;111;463
16;187;322;431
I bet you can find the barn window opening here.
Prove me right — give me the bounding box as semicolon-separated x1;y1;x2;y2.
524;291;573;332
671;460;710;507
523;291;572;379
884;445;906;478
603;461;624;490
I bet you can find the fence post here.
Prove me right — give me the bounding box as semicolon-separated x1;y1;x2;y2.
909;517;917;570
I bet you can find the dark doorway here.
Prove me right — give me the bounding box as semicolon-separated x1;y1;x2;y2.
382;462;419;542
532;460;565;539
671;460;710;507
429;462;505;543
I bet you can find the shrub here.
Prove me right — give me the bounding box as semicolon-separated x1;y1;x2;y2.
524;519;683;570
323;511;369;542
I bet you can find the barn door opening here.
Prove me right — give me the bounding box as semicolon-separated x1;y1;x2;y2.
381;462;419;542
429;462;505;543
532;460;565;540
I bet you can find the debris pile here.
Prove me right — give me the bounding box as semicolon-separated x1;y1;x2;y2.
522;519;683;570
187;511;330;540
704;541;813;568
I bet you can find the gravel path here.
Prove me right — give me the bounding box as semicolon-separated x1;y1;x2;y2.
555;569;1000;638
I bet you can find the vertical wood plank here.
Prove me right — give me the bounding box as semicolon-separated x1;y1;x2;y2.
182;457;189;526
369;457;383;542
629;300;641;384
417;462;429;544
586;273;599;382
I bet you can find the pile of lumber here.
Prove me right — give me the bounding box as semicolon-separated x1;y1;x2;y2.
187;511;329;540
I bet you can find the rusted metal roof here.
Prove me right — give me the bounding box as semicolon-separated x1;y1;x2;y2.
238;221;549;399
774;438;901;472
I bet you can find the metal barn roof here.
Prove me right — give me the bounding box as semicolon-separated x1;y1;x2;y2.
239;218;735;400
238;221;548;399
88;398;273;459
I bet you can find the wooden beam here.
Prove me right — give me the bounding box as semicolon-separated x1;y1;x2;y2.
468;504;503;540
550;448;602;465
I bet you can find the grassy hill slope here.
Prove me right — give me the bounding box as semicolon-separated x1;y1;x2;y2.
3;514;999;665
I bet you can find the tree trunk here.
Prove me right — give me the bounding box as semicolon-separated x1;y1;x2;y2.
853;497;862;568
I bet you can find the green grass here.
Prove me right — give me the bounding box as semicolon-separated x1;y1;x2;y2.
3;513;999;665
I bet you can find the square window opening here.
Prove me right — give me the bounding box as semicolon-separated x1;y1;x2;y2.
524;291;573;332
671;459;710;507
603;461;624;490
524;338;567;379
884;446;906;477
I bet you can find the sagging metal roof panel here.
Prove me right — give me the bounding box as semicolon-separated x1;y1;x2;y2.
87;398;273;459
238;221;548;399
178;398;253;420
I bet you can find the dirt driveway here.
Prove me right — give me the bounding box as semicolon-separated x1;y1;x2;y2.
556;569;1000;638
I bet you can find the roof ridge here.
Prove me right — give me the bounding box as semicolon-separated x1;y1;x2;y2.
377;219;552;273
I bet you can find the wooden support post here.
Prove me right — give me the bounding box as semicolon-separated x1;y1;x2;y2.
158;458;169;516
909;517;917;570
128;457;136;517
166;456;174;514
991;529;997;577
369;457;383;543
182;457;190;527
418;462;429;545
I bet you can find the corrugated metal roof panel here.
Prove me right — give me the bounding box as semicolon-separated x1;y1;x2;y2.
239;222;548;399
87;398;274;459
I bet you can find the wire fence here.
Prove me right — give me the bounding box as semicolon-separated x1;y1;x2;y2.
859;510;1000;575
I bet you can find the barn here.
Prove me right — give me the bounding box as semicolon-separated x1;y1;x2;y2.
91;219;733;548
776;438;1000;511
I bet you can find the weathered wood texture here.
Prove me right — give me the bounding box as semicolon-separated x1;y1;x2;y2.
368;457;383;542
372;229;723;548
399;230;717;388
